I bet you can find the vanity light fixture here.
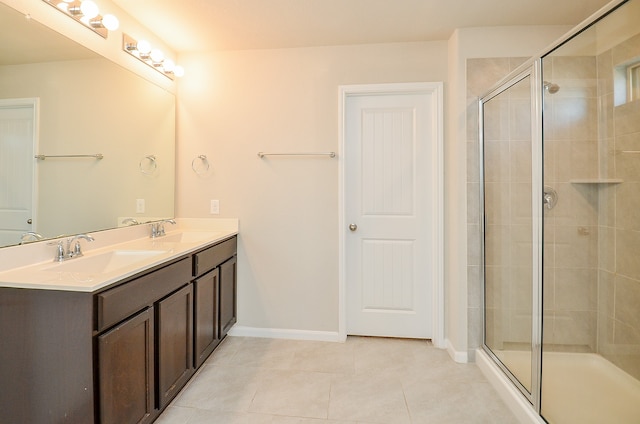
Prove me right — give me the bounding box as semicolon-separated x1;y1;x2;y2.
123;33;184;79
42;0;119;38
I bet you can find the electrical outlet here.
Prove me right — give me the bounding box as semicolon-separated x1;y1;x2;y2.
136;198;145;213
210;199;220;215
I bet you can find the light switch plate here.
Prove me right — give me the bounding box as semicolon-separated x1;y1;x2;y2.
210;199;220;214
136;198;145;213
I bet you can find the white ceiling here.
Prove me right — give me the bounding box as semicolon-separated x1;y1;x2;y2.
112;0;613;52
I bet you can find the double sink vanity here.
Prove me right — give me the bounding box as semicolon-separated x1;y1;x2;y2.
0;219;238;423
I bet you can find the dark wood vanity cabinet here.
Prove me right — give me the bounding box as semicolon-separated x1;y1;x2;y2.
0;235;237;424
96;257;193;424
193;236;237;368
98;307;155;424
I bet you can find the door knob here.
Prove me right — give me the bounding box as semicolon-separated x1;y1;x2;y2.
349;223;358;231
27;219;32;224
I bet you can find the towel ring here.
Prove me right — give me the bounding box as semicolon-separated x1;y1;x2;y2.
139;155;157;175
192;154;210;175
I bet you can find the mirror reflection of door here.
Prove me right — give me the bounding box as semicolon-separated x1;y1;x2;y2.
0;98;36;246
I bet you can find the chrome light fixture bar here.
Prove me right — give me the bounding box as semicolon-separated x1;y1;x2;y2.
42;0;119;38
123;33;184;80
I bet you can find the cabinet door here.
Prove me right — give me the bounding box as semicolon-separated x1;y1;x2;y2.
220;256;237;337
157;284;194;409
194;269;220;368
98;307;155;424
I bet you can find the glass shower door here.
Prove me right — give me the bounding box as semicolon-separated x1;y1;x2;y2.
481;68;540;402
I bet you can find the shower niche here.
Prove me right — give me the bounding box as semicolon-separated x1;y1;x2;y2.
479;0;640;422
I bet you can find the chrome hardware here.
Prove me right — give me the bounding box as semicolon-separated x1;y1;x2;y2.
66;234;95;259
20;231;44;244
150;219;176;238
349;223;358;232
27;219;32;224
53;241;65;262
543;186;558;210
122;218;139;226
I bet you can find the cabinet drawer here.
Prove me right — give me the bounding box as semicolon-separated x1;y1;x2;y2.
193;236;237;277
97;258;191;332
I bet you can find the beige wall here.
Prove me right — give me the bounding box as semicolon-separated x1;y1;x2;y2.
175;41;448;333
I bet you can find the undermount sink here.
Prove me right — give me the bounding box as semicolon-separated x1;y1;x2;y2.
43;250;168;274
160;231;223;244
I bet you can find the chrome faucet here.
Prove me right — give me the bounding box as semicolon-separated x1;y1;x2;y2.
66;234;95;258
50;234;95;261
149;219;176;238
19;232;44;244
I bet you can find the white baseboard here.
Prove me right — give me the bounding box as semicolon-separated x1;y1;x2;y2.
445;338;469;363
228;325;344;342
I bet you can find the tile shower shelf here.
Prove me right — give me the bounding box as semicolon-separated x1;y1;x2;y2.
569;179;623;184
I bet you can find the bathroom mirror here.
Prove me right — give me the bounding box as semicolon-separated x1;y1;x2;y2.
0;1;175;248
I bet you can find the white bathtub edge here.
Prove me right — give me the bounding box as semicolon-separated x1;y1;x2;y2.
476;348;545;424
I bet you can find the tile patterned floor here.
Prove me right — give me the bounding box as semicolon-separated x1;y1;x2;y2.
156;336;518;424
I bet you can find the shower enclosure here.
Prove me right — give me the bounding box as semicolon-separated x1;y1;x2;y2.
480;0;640;422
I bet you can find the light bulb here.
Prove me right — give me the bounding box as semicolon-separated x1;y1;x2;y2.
80;0;99;19
102;14;119;30
163;59;175;73
136;40;151;55
56;2;68;11
150;49;164;63
174;66;185;78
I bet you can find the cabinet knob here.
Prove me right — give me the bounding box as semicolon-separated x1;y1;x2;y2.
349;223;358;232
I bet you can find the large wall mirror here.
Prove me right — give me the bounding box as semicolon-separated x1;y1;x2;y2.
0;1;175;248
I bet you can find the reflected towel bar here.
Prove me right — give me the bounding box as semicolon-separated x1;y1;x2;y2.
257;152;336;158
35;153;104;160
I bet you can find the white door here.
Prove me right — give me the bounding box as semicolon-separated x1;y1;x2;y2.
344;84;441;339
0;100;36;246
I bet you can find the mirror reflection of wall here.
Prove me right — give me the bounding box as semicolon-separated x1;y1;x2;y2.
0;2;175;248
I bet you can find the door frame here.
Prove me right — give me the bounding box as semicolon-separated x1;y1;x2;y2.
338;82;444;347
0;97;40;237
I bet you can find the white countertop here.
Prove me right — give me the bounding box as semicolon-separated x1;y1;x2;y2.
0;218;238;292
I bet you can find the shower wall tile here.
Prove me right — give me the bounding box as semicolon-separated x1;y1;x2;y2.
510;266;533;311
484;266;507;309
552;310;597;350
570;140;600;179
598;93;614;142
552;56;597;79
510;141;532;183
597;49;614;96
597;183;616;228
554;268;597;311
467;182;480;224
467;265;482;309
467;98;479;143
484;182;510;225
483;99;510;142
598;225;616;272
510;183;532;226
483;140;510;182
615;182;640;231
614;100;640;135
615;275;640;331
616;229;640;280
543;265;556;311
467;223;481;267
612;32;640;67
554;225;599;269
484;224;511;267
467;141;480;183
467;58;511;96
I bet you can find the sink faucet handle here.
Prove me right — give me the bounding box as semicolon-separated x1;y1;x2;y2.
66;234;95;258
49;240;65;262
